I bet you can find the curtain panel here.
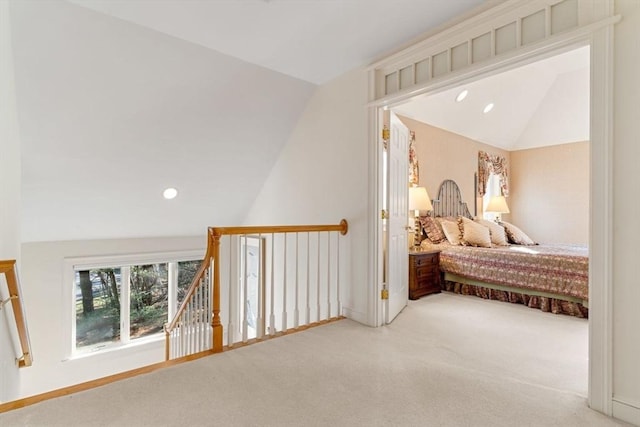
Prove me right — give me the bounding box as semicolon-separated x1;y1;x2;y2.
409;131;419;185
478;151;509;197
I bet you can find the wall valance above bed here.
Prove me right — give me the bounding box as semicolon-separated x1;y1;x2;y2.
478;151;509;197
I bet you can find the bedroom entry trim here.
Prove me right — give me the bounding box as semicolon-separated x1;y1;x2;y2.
366;0;617;418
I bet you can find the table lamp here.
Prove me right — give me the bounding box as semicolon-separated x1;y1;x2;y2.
409;186;433;248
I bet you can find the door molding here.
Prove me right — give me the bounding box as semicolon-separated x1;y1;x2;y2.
366;0;618;416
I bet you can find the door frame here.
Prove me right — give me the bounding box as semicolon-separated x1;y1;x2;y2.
366;1;617;416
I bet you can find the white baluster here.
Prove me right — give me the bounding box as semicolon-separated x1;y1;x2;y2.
294;233;299;329
282;233;288;331
227;237;235;347
257;233;264;339
327;232;331;320
270;234;275;334
336;231;341;317
242;235;248;343
306;232;311;325
181;306;187;357
201;277;206;351
187;302;193;355
316;232;321;322
196;278;201;352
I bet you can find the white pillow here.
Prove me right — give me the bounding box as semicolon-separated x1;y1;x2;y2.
475;218;509;246
460;217;492;248
440;219;463;246
501;221;536;245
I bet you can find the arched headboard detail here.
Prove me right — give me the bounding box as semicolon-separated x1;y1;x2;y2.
431;179;473;219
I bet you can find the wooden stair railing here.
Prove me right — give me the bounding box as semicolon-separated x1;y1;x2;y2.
165;219;348;360
0;260;33;367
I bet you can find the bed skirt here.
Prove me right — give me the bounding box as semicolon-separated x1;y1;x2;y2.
442;280;589;318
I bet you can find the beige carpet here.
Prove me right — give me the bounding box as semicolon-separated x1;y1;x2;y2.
0;292;629;426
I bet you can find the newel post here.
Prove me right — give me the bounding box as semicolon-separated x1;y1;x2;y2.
211;231;223;353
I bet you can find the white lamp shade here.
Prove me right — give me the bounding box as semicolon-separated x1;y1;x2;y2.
485;195;510;213
408;187;433;212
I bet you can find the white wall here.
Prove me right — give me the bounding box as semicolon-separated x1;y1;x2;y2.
17;236;204;398
613;0;640;423
244;67;370;325
0;0;21;403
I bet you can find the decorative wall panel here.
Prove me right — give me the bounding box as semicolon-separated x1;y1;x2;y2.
372;0;606;100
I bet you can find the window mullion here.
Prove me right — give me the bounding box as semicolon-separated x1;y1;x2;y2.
121;266;131;343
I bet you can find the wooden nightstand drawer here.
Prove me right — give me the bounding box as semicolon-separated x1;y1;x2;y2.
416;266;438;279
408;251;441;300
414;255;438;267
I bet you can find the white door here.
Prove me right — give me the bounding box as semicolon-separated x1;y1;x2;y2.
386;112;409;323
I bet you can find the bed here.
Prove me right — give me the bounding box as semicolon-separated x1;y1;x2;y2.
421;179;589;318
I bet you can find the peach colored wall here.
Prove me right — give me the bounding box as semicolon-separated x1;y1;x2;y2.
399;116;589;244
509;142;589;245
398;116;510;221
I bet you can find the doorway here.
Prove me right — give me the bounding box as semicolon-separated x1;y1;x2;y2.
370;32;614;413
379;44;591;396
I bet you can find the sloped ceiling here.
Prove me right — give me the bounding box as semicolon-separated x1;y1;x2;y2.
12;0;316;242
393;46;590;151
13;0;487;242
66;0;487;85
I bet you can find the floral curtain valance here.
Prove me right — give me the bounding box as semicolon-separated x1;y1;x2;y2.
478;151;509;197
409;131;419;185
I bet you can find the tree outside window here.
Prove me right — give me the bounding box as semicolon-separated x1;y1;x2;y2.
75;259;201;351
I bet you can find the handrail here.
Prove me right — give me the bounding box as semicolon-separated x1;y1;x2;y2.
210;219;349;237
164;246;214;333
0;260;33;367
165;219;349;360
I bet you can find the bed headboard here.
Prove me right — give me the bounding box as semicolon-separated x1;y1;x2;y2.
431;179;473;219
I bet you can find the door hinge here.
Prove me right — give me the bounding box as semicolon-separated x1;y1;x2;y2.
381;289;389;300
382;125;390;141
381;209;388;220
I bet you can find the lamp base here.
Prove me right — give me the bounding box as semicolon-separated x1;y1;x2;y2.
413;216;422;248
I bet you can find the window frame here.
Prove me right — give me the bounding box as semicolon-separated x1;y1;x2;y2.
63;250;204;359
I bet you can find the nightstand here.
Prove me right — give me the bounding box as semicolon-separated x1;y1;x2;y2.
408;250;441;300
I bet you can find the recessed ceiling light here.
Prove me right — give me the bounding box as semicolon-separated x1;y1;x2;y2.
163;188;178;200
483;103;494;114
455;89;468;102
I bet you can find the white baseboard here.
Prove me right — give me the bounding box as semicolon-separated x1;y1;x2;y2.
341;306;370;326
613;398;640;426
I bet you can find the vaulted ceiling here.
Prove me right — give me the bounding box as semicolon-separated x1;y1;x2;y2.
12;0;487;242
394;46;590;151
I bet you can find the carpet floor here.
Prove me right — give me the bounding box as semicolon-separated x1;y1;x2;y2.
0;292;629;426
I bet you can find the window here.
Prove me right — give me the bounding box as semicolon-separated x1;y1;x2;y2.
75;268;122;348
72;253;203;354
482;173;502;221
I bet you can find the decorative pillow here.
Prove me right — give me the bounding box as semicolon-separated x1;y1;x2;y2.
501;221;536;245
420;216;446;243
475;218;509;246
459;217;492;248
440;219;463;246
435;216;458;225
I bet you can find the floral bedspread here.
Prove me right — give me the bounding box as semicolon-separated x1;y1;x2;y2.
435;244;589;301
